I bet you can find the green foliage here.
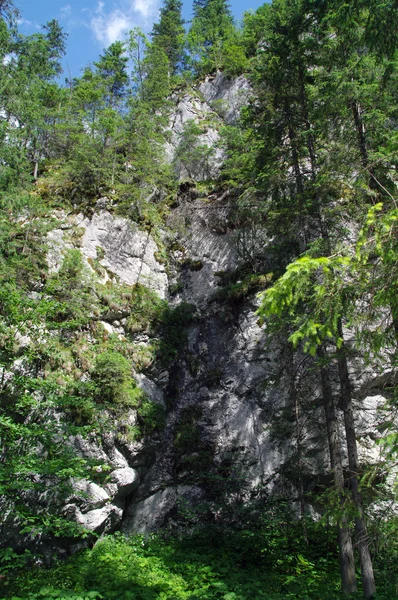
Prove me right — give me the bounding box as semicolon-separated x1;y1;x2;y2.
214;269;272;304
188;0;237;75
45;249;98;328
155;302;196;366
92;351;142;407
93;41;128;106
173;120;216;180
123;284;164;334
6;514;398;599
257;255;350;355
151;0;186;75
136;398;165;436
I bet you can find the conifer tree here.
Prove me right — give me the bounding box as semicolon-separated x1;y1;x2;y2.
94;41;128;108
151;0;186;75
234;1;382;594
188;0;235;74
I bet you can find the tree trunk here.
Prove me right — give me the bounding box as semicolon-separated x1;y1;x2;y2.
351;99;377;193
337;321;377;600
285;343;308;543
318;347;357;595
33;156;39;180
286;108;309;248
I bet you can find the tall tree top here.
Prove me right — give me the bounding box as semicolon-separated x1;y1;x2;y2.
94;41;128;102
151;0;186;75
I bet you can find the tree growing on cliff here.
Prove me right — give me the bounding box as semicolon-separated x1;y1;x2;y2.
188;0;236;74
151;0;186;75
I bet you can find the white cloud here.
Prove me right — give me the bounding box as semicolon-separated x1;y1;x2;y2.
17;17;32;26
89;0;160;46
133;0;159;19
60;4;72;17
91;6;131;45
16;17;40;30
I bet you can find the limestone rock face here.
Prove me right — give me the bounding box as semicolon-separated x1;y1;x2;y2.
164;93;224;181
198;71;253;124
127;485;204;533
167;193;238;310
122;189;395;535
47;210;168;298
59;436;141;536
65;504;123;535
165;72;252;180
107;467;140;498
23;73;395;546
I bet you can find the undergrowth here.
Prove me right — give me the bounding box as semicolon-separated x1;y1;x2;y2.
1;519;397;600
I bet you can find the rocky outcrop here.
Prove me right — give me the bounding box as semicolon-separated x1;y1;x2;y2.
42;186;395;539
167;192;238;309
164;93;224;181
164;72;252;180
63;467;139;535
8;73;394;550
48;209;168;298
198;71;253;125
122;190;396;534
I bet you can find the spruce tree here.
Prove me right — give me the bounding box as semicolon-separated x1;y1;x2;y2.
188;0;235;74
151;0;185;75
94;41;128;107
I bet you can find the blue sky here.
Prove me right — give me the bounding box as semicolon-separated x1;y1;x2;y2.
14;0;269;79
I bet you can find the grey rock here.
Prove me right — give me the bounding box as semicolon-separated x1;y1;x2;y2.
69;504;123;534
82;211;168;298
198;71;253;124
95;196;111;210
107;467;139;498
123;485;204;534
47;227;73;272
168;195;238;309
70;480;110;511
165;93;225;181
47;210;168;298
136;373;166;407
164;73;253;181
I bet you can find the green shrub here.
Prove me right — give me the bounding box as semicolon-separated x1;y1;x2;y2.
136;398;166;436
92;351;142;407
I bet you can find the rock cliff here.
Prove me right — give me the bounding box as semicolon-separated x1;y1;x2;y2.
1;72;394;551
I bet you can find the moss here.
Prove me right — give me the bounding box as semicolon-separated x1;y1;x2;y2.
213;270;273;304
69;227;86;246
87;256;107;278
96;245;105;260
137;399;166;436
154;250;168;265
169;280;184;296
180;258;204;271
